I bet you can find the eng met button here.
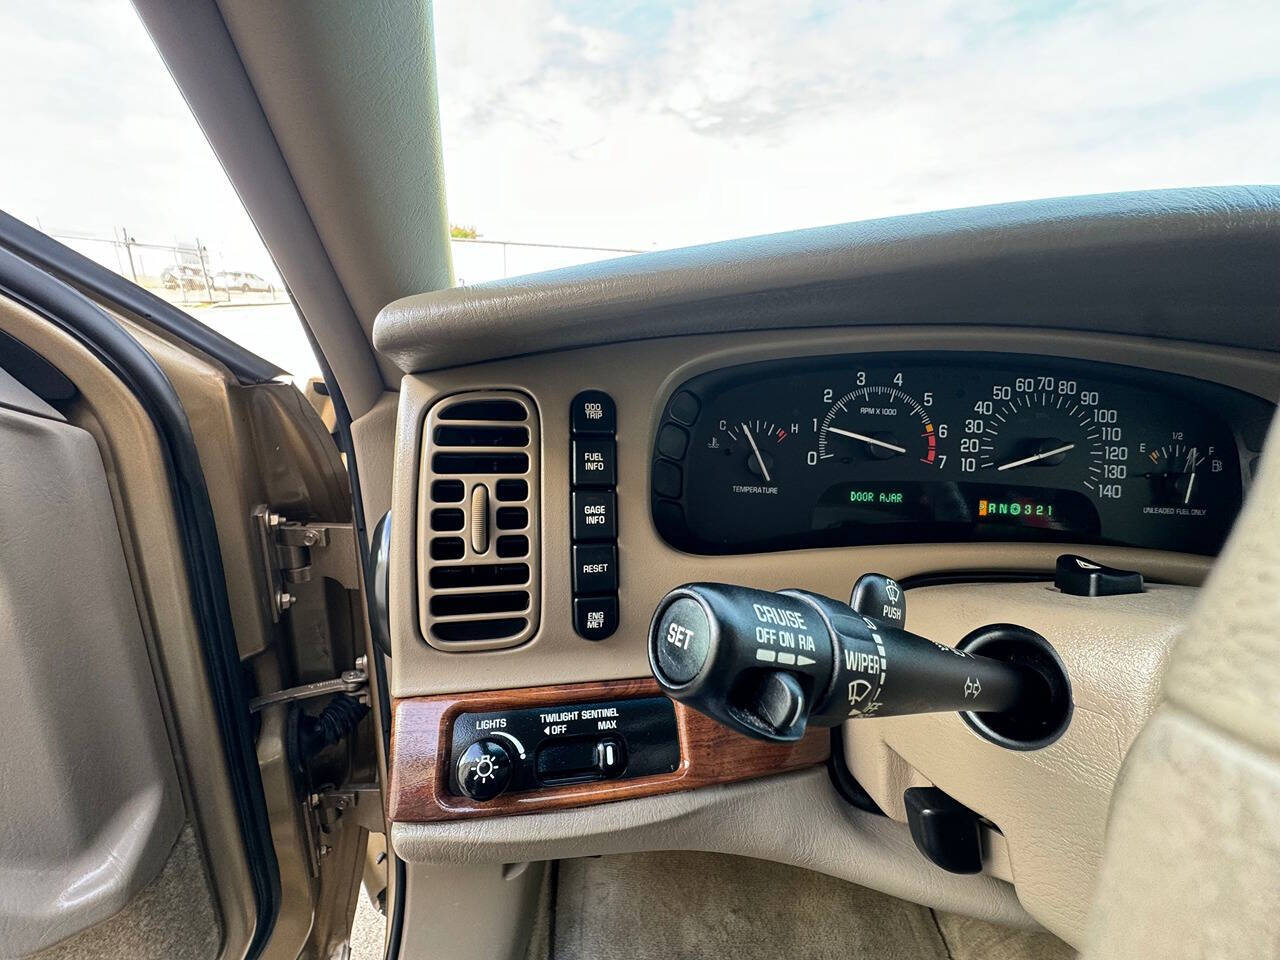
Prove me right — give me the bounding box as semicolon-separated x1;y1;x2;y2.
573;595;618;640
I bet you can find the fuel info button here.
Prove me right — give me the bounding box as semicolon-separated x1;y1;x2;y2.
653;596;710;685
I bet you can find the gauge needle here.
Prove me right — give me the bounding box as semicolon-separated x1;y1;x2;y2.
740;422;772;483
996;443;1075;472
1183;447;1197;505
826;426;907;455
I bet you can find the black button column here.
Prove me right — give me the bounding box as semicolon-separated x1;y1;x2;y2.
571;391;619;640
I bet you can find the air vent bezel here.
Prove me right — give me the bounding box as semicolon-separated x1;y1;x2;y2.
417;390;541;650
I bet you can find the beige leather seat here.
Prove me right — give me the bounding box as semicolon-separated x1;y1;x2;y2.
1085;416;1280;957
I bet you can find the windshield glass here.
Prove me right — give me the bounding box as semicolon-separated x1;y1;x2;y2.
434;0;1280;282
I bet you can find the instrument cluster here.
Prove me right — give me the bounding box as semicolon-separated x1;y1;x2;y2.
650;352;1273;556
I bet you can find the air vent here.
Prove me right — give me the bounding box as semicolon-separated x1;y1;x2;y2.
418;390;540;650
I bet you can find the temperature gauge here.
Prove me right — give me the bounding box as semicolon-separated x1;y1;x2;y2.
711;419;791;488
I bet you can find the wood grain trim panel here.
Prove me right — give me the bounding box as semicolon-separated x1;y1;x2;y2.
388;677;829;822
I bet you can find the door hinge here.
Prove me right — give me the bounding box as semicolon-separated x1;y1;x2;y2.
248;655;368;713
252;505;358;621
309;782;384;834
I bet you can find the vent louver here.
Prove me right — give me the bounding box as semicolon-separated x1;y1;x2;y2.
418;391;540;650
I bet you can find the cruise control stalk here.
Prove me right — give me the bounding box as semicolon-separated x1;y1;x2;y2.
648;580;1036;742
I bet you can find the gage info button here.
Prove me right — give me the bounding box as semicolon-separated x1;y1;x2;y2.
572;490;617;541
572;544;617;594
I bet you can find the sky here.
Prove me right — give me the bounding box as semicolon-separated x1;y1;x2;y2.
0;0;278;272
433;0;1280;249
0;0;1278;268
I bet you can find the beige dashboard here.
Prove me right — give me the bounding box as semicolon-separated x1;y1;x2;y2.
380;320;1278;946
387;324;1278;694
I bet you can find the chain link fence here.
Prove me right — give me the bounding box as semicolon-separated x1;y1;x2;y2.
38;225;647;383
48;226;646;302
49;227;286;307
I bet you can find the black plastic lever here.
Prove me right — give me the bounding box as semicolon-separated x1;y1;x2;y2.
648;581;1035;743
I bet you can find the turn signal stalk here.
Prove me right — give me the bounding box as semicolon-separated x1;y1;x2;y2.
648;581;1034;742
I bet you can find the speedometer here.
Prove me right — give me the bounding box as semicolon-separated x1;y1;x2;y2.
968;381;1122;499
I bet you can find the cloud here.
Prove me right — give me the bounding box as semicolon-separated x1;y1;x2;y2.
434;0;1280;249
1;0;1276;272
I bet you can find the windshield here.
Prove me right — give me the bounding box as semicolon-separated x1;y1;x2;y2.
435;0;1280;281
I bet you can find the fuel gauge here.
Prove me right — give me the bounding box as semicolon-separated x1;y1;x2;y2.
1139;441;1228;509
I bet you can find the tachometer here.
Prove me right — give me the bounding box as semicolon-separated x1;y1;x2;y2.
817;386;941;467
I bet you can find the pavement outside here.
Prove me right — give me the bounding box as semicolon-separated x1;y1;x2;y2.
349;884;386;960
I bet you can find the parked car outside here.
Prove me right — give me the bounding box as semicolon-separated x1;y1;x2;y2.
161;263;206;291
214;269;275;293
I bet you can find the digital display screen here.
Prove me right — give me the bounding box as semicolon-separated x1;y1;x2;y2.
810;481;1100;540
970;487;1099;535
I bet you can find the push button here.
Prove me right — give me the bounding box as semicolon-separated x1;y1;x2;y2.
653;596;710;684
667;390;700;426
571;390;616;436
655;423;688;460
651;459;682;499
572;544;617;594
573;595;618;641
573;439;616;486
572;490;617;541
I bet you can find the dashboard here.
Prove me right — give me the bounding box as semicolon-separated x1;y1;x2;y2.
375;188;1280;952
652;352;1273;556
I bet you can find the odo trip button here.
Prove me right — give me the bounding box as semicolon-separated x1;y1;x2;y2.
571;390;616;436
653;596;711;684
